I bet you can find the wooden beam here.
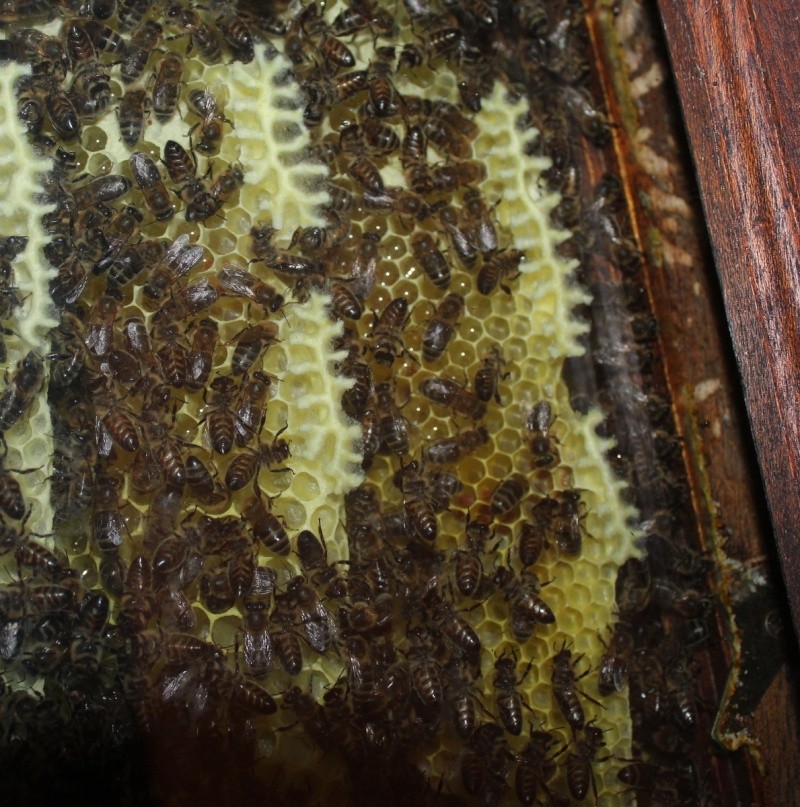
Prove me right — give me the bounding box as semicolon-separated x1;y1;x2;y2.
657;0;800;630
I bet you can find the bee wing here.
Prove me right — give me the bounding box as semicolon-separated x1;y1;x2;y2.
129;151;158;187
244;627;274;674
172;245;205;278
349;257;376;302
0;618;23;660
300;599;334;653
185;278;219;308
218;266;257;300
165;233;203;278
430;470;462;509
94;416;115;459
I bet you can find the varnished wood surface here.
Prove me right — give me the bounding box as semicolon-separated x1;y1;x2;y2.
656;0;800;632
592;2;800;803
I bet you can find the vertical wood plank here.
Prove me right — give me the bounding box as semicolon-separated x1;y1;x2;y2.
657;0;800;632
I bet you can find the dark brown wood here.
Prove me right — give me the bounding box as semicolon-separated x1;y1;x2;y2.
589;2;800;802
656;0;800;632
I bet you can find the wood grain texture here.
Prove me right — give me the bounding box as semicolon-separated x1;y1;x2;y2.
657;0;800;632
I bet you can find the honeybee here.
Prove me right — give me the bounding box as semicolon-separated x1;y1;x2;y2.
422;292;463;362
346;155;384;193
493;647;532;736
422;426;488;466
271;624;303;676
224;426;291;491
65;20;95;70
401;123;433;194
327;69;369;103
318;33;355;70
151;278;218;329
477;249;525;295
91;475;125;553
185;163;244;222
185;318;218;392
373;382;408;456
362;186;428;221
490;473;529;516
84;296;118;358
525;400;559;469
324;181;356;213
163;138;202;198
462;187;498;253
550;644;600;732
434;202;478;268
0;351;44;432
48;311;86;389
493;565;555;640
230;322;279;376
357;118;400;157
82;17;125;52
411;232;450;289
242;485;289;556
187;87;228;154
291;213;348;256
363;44;399;118
0;459;26;521
395;461;463;542
241;596;273;678
328;280;362;321
566;723;607;801
217;265;284;313
106;238;164;289
598;619;634;695
151;53;183;123
369;296;412;366
419;376;486;421
147;421;187;489
154;324;188;388
185;453;229;510
233;372;272;446
143;233;204;302
72;174;131;209
473;346;507;404
560;85;612;146
70;62;113;120
99;396;140;454
428;160;485;193
406;625;443;712
130;151;174;221
165;5;221;62
201;375;237;455
121;20;162;85
214;8;255;64
94;205;143;274
297;526;331;574
420;25;463;62
344;230;379;300
199;563;236;614
553;488;585;556
2;27;66;69
339;339;372;420
452;515;491;598
281;575;335;653
99;551;125;598
514;730;560;806
119;0;152;30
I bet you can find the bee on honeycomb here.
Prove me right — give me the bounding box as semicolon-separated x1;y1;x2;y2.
0;1;717;805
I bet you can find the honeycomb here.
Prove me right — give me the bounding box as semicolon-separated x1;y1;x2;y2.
0;61;56;537
0;2;653;805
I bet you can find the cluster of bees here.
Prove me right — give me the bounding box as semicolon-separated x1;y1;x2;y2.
0;0;718;804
